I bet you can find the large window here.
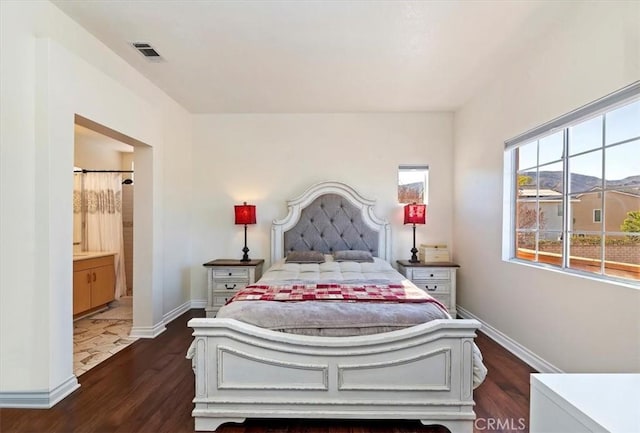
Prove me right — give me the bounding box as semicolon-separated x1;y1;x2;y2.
505;82;640;283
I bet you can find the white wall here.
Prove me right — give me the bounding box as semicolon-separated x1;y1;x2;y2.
191;113;454;300
0;0;192;404
74;137;126;170
453;1;640;372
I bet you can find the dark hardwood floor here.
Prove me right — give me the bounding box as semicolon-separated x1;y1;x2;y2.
0;310;535;433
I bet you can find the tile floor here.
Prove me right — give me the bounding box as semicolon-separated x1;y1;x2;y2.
73;298;137;376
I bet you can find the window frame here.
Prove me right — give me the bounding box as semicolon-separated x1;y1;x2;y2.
502;81;640;285
398;164;429;204
593;209;602;223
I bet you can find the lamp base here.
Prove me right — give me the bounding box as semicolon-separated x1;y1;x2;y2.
409;246;419;263
241;246;250;262
409;226;420;262
240;224;250;261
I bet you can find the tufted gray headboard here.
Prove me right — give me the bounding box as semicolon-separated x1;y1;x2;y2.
283;193;378;256
271;181;391;263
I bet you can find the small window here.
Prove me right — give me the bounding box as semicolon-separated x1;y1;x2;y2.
398;165;429;204
593;209;602;223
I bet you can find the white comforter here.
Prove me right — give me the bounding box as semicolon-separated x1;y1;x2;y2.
258;255;406;283
220;256;449;333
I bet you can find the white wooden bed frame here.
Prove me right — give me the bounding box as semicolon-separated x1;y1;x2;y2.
188;181;481;432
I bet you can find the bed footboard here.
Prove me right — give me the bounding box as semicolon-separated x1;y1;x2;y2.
187;318;480;433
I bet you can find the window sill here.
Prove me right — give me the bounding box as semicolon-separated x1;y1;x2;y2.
505;258;640;291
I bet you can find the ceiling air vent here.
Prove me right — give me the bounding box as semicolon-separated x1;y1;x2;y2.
131;42;163;62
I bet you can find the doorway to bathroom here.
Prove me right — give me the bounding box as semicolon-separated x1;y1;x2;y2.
72;119;137;376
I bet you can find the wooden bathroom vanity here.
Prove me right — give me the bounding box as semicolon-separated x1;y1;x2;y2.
73;253;116;317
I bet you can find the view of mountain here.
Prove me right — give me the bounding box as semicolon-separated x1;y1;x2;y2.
521;171;640;195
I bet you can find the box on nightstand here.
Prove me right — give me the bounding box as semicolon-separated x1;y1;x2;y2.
418;244;450;263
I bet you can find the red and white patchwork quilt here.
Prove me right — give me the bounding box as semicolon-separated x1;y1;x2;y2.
228;283;447;310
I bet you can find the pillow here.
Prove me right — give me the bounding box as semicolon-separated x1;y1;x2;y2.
333;250;374;262
285;250;326;264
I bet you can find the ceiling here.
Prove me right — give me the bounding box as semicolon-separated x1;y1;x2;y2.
53;1;572;114
75;124;134;153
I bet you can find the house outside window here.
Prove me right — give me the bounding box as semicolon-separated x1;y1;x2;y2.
504;82;640;283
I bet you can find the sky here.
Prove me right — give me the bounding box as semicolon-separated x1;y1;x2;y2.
518;98;639;182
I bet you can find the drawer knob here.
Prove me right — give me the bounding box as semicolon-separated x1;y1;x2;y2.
430;273;434;277
225;284;237;290
228;272;232;276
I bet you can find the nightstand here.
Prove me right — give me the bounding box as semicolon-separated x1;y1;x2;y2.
203;259;264;317
396;260;460;318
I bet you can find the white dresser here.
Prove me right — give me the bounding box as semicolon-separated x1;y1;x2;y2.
530;374;640;433
396;260;459;318
203;259;264;317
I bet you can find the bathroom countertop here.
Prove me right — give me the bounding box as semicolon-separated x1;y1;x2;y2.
73;251;118;261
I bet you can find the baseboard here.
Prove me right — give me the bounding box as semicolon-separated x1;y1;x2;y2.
130;322;166;339
457;305;563;374
163;300;192;325
131;299;205;337
190;299;207;309
0;375;79;408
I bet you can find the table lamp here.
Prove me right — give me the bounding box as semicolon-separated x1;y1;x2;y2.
234;202;256;262
404;203;426;263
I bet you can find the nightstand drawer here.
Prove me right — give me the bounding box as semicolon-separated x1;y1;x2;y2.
204;259;265;318
213;268;249;278
212;292;234;306
414;281;450;294
413;269;450;280
396;260;459;319
212;280;248;291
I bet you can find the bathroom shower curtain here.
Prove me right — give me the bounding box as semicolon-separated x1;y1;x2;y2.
73;174;83;249
75;172;127;300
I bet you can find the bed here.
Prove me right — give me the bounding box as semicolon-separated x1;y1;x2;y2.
187;181;485;433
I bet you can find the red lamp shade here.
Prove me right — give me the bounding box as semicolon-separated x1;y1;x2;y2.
234;202;256;225
403;203;426;225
